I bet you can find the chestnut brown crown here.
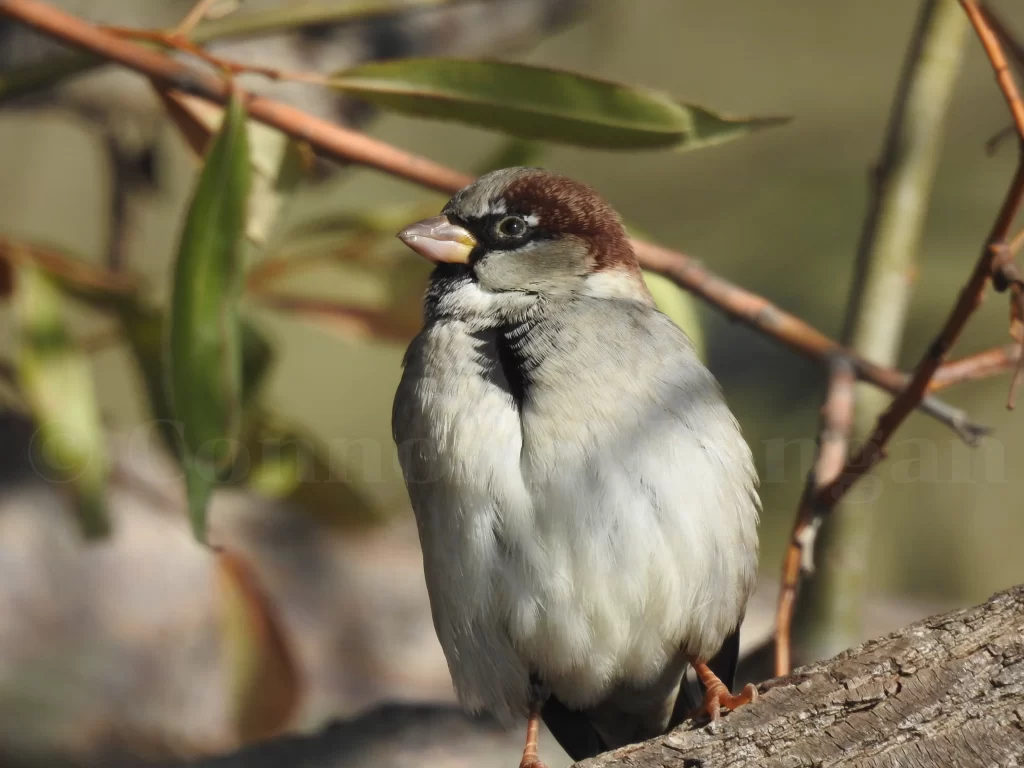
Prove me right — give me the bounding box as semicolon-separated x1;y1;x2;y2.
446;167;638;272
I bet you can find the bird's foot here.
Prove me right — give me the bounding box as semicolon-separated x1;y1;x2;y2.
692;681;758;723
519;696;548;768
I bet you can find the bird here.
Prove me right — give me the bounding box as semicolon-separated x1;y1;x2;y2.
392;167;760;767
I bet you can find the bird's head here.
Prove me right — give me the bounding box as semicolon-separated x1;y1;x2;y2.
398;167;650;304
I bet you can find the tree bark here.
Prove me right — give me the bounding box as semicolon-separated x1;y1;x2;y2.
584;584;1024;768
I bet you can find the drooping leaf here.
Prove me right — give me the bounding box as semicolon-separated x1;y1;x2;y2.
117;302;274;459
623;224;705;357
643;270;705;358
168;89;251;543
0;53;102;104
215;549;299;744
159;90;312;247
237;411;385;529
329;59;788;151
1;238;276;480
192;0;455;42
13;264;111;539
0;0;454;104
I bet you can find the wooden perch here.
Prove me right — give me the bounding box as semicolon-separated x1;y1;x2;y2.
584;584;1024;768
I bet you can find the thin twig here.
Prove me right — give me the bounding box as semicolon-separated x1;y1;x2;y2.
932;342;1022;390
0;238;138;295
621;242;986;442
0;0;991;441
173;0;221;38
967;1;1024;135
101;25;331;85
245;233;379;293
809;0;1024;512
776;0;971;672
784;0;971;666
252;292;418;342
775;357;856;677
981;1;1024;80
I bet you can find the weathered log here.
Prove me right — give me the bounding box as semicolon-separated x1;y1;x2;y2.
584;584;1024;768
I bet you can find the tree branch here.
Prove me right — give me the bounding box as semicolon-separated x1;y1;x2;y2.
774;356;856;676
809;0;1024;511
932;341;1022;390
787;0;969;670
582;585;1024;768
0;0;992;442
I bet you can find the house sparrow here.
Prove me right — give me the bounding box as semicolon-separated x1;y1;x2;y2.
392;168;760;766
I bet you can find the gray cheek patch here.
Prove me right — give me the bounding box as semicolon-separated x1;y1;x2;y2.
476;239;590;293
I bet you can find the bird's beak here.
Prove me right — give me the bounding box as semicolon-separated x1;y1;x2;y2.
397;216;478;265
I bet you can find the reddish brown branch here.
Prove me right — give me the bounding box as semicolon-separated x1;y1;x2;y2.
932;342;1022;390
774;357;856;677
252;292;419;342
102;25;330;85
0;0;992;440
807;0;1024;518
173;0;221;38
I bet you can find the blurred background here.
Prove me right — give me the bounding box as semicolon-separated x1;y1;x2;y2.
1;0;1023;766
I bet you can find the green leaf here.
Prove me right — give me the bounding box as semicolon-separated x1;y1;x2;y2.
159;90;311;248
191;0;457;43
0;53;102;104
643;270;705;358
237;411;385;529
0;1;456;104
13;264;111;539
329;59;788;151
168;90;251;543
117;303;274;460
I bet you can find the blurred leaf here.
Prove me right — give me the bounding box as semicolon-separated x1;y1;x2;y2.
192;0;456;42
13;264;111;539
159;90;312;248
254;292;420;343
474;137;545;174
329;59;788;150
0;238;138;306
215;549;299;744
116;302;274;458
0;0;456;104
238;411;385;529
0;52;101;104
643;270;705;358
0;239;275;474
168;89;251;543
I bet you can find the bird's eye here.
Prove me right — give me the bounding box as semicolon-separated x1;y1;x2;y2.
495;215;528;239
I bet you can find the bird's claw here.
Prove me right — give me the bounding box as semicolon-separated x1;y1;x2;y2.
519;760;549;768
691;681;758;722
